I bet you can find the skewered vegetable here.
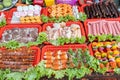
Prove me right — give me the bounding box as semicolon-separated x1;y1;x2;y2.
91;42;120;71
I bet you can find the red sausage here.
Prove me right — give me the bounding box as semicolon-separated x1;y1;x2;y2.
102;22;107;34
113;22;120;35
93;23;97;36
96;23;100;35
99;21;103;34
107;22;113;34
88;23;92;35
111;22;117;36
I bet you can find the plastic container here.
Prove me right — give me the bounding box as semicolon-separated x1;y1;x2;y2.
0;46;40;66
56;0;77;5
42;21;86;44
44;0;55;7
0;24;41;39
41;44;88;60
7;8;45;24
84;19;120;40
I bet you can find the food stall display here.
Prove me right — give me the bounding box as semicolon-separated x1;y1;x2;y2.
0;0;120;80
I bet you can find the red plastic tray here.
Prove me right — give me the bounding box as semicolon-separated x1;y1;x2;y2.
0;11;8;19
84;19;120;39
30;46;41;65
7;8;45;24
42;21;86;44
0;24;41;39
0;46;40;66
88;43;94;56
41;44;88;60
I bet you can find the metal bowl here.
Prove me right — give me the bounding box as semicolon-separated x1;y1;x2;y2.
0;0;18;11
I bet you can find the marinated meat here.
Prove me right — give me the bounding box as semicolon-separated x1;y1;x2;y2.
0;47;36;71
0;28;38;43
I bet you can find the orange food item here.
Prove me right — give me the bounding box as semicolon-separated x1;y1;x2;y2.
52;65;60;70
20;16;42;24
109;62;117;69
45;60;53;64
61;60;67;64
44;56;53;60
117;62;120;68
44;51;53;56
48;4;73;18
45;64;52;68
100;63;104;68
61;64;67;69
60;55;68;60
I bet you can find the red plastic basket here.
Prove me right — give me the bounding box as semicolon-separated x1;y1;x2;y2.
0;46;40;66
42;21;86;44
84;18;120;39
41;44;88;60
0;24;41;39
7;8;45;24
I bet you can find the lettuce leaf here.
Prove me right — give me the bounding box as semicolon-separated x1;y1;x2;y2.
41;15;49;23
88;34;96;42
36;32;47;44
97;34;107;42
106;34;113;41
78;12;87;22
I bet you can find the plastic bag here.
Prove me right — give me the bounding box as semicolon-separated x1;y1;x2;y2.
56;0;77;5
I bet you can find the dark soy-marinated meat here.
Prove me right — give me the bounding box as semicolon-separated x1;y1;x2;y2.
0;47;36;71
84;2;119;19
1;28;38;43
84;6;90;18
96;3;102;18
109;2;119;17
